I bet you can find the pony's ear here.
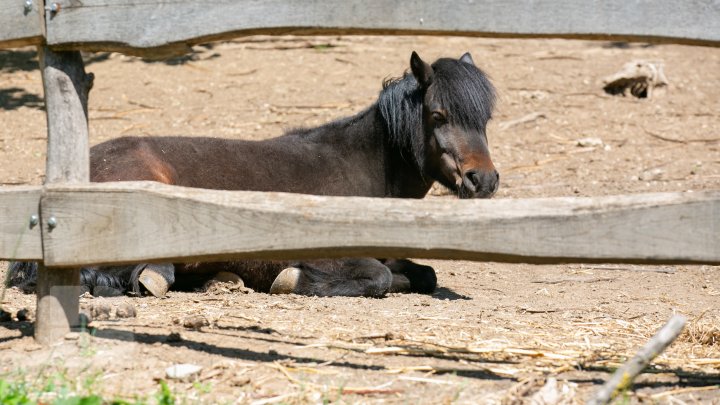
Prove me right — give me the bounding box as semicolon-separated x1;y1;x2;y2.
410;51;433;87
459;52;475;66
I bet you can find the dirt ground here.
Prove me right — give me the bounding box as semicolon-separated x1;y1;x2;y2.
1;36;719;404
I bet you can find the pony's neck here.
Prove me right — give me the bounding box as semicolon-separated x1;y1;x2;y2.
376;106;434;198
296;104;432;199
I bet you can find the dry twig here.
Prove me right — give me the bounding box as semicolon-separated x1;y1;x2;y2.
498;112;547;131
650;385;720;400
588;314;687;405
579;264;676;274
531;277;615;284
398;376;456;385
643;127;720;144
269;362;402;396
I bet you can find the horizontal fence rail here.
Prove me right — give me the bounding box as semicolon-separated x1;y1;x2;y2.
2;1;720;53
0;186;43;261
36;182;720;267
0;0;43;49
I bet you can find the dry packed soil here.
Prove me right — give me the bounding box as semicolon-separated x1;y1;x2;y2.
1;36;719;404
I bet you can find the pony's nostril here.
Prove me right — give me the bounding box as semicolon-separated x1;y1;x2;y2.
463;169;499;196
463;170;481;190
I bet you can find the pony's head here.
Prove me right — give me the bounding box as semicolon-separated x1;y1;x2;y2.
380;52;498;198
414;51;499;198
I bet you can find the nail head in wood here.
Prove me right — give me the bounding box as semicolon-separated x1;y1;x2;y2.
46;2;60;14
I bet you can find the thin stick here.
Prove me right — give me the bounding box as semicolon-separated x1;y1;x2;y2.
269;362;402;395
643;127;719;144
498;112;546;131
651;385;720;399
530;277;615;284
587;314;687;405
398;376;456;385
580;264;676;274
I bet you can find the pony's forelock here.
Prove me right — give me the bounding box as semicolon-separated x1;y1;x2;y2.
431;58;496;131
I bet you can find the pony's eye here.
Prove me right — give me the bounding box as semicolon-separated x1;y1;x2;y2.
431;111;447;123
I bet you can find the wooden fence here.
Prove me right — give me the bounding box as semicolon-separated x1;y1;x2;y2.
1;0;719;344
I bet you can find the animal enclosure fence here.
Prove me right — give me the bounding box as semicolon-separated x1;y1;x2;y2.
0;0;719;345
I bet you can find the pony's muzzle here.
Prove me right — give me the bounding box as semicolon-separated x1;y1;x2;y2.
462;169;499;198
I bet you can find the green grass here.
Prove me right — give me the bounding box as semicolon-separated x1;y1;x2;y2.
0;373;183;405
0;371;112;404
0;379;32;405
155;381;175;405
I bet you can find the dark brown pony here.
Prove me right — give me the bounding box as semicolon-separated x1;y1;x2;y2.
10;51;497;297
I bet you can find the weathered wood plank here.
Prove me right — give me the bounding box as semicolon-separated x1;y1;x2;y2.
40;48;93;184
0;186;42;260
45;0;720;57
0;0;44;49
40;182;720;267
36;47;92;345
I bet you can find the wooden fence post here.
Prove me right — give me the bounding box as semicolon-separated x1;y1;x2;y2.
35;47;93;345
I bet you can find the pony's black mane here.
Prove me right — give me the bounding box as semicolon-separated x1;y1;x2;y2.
378;58;496;170
378;72;425;168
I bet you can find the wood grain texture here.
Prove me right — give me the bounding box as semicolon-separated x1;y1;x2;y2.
45;0;720;56
36;47;91;344
40;48;92;184
40;182;720;267
34;265;81;345
0;0;44;49
0;186;42;260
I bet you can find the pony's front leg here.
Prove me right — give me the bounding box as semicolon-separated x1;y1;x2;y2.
381;259;437;294
7;262;175;297
89;263;176;297
134;263;175;297
270;258;393;297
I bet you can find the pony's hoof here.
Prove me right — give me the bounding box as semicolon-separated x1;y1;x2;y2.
203;271;245;292
212;271;244;285
389;274;411;293
139;268;171;297
269;267;301;294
